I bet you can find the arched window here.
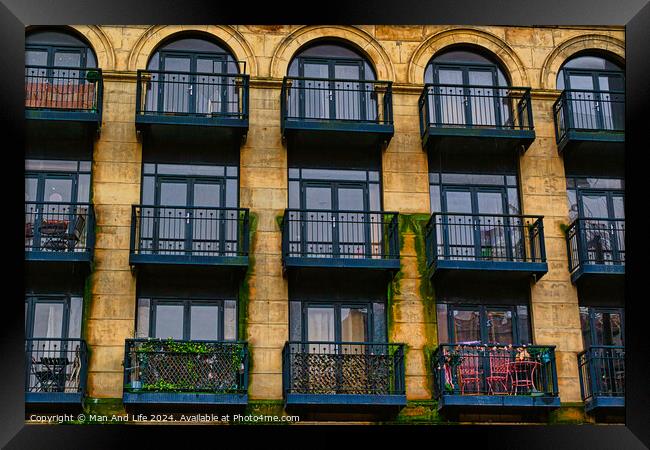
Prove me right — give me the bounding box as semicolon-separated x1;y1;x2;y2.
143;35;240;116
556;53;624;132
423;48;515;129
285;42;378;122
26;28;97;69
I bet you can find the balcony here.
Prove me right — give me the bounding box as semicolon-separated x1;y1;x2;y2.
566;218;625;284
432;344;560;411
419;84;535;154
553;89;624;156
25;66;103;137
282;341;406;411
280;77;394;149
25;338;88;409
425;213;548;281
578;346;625;413
123;339;249;408
129;205;249;271
25;202;95;273
135;70;249;142
281;209;400;274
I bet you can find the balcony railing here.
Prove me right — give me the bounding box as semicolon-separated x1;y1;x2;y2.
432;344;559;408
281;209;400;270
25;65;103;122
135;69;249;127
280;76;394;136
282;341;406;403
25;338;88;401
425;213;547;277
418;84;534;150
578;345;625;411
123;339;249;400
566;217;625;281
129;205;249;266
25;202;95;261
553;89;625;150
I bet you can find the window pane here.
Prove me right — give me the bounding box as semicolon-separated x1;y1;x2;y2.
137;298;150;339
68;297;82;339
154;304;184;339
190;305;219;340
77;174;90;203
33;302;64;338
452;309;480;344
307;307;335;342
372;303;386;343
517;305;531;345
43;178;73;203
340;307;368;342
486;310;513;345
224;300;236;341
290;301;302;341
436;304;448;344
26;50;48;66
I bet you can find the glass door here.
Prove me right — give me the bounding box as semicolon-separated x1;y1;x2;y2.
442;188;474;259
154;179;189;255
159;54;192;114
191;180;224;256
579;191;624;264
301;183;334;257
333;61;367;121
194;55;229;115
300;60;330;120
565;70;625;131
433;67;465;125
475;189;510;261
335;183;369;259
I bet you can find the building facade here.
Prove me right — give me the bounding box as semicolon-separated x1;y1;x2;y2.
24;25;625;423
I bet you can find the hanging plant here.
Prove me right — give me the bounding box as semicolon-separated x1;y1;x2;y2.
85;69;100;83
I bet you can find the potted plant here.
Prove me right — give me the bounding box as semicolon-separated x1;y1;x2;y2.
85;69;100;83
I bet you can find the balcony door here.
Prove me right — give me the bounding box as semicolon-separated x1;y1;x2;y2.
149;177;225;256
300;181;372;259
430;64;504;127
448;306;519;345
25;173;76;252
441;186;515;261
563;69;625;131
305;303;369;352
296;58;375;122
578;190;625;265
157;52;232;115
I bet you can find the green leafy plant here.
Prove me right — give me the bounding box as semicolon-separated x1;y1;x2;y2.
85;69;100;83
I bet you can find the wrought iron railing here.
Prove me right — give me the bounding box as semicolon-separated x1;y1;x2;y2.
425;213;546;268
282;341;405;396
130;205;249;258
25;202;95;255
566;217;625;273
135;70;249;119
281;209;400;262
25;65;103;117
578;345;625;403
281;76;393;128
553;89;625;143
25;338;88;395
418;84;533;136
432;344;559;399
123;339;249;394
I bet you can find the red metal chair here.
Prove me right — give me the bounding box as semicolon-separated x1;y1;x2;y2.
486;348;511;394
458;350;481;395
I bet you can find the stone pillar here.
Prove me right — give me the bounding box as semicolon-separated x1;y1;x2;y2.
383;89;433;399
520;92;583;402
86;74;141;398
240;80;288;400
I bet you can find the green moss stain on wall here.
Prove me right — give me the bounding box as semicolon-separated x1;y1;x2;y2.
239;212;258;343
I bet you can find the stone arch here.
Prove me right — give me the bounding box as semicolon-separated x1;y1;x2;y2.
270;25;395;81
540;34;625;90
408;27;530;86
25;25;116;70
127;25;258;75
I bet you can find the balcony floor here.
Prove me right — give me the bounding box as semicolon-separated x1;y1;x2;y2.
423;127;535;155
558;130;624;156
123;392;248;406
438;394;560;410
585;396;625;413
571;263;625;285
285;393;406;408
430;260;548;282
283;256;400;272
129;253;249;268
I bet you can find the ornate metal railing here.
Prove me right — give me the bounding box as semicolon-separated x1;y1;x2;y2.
130;205;249;258
135;69;249;119
25;338;88;394
282;341;405;396
578;345;625;403
553;89;625;143
425;213;546;267
25;65;103;117
281;76;393;127
25;202;95;255
566;217;625;273
123;339;249;394
432;344;559;399
281;209;400;262
418;84;533;135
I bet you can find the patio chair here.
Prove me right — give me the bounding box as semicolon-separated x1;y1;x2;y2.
486;348;511;394
458;350;482;395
